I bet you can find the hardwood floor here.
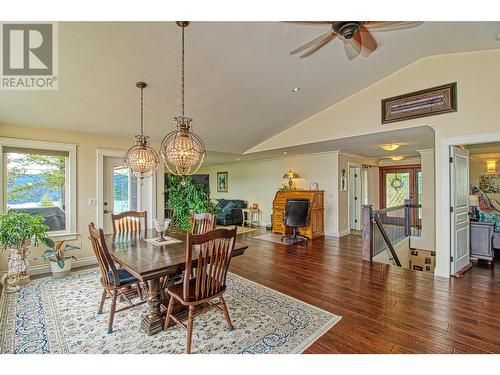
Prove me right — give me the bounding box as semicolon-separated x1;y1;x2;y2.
230;230;500;353
2;229;499;353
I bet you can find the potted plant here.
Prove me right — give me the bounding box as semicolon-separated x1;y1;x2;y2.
37;239;79;278
0;211;49;292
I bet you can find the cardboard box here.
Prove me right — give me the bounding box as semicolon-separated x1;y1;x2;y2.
409;249;436;273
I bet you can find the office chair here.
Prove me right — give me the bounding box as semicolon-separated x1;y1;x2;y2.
281;198;310;244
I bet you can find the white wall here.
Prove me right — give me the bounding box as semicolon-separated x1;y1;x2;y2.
199;151;340;235
337;152;379;235
411;149;435;251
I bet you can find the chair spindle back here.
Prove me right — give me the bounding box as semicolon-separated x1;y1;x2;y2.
191;213;216;234
183;228;237;301
111;210;147;233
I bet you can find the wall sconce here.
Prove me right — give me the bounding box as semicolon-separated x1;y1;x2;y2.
283;169;299;190
486;160;496;174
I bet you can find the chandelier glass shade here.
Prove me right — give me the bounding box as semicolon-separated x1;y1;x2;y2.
124;81;159;180
125;134;159;179
160;116;205;175
160;21;206;176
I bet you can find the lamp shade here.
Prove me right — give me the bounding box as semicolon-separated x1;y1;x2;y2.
468;194;479;207
283;170;299;179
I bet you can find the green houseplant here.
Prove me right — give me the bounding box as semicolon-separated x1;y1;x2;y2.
36;239;79;278
0;211;49;292
166;175;220;231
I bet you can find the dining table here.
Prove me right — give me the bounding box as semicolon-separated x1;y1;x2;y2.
104;228;249;335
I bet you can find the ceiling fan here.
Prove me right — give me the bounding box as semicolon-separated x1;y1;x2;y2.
289;21;423;61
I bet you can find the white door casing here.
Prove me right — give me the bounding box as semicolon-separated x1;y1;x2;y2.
96;148;156;232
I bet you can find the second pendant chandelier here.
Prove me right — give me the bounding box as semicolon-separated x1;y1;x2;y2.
160;21;206;176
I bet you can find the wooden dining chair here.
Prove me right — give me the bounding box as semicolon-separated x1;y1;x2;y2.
88;223;146;334
111;210;147;233
191;213;216;234
163;227;237;354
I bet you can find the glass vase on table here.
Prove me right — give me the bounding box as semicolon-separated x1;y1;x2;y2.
152;218;171;242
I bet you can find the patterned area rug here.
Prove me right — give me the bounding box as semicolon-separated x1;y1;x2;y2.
0;270;340;354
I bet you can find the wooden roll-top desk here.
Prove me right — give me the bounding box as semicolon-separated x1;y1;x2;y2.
272;190;325;240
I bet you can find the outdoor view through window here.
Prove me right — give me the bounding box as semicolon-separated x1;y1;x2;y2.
5;148;67;232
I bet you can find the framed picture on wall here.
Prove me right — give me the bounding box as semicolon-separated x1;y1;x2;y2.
217;171;228;192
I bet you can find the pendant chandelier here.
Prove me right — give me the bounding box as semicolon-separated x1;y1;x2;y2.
160;21;206;176
124;81;159;180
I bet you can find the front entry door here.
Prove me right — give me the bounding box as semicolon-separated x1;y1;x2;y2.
103;156;139;233
450;146;470;275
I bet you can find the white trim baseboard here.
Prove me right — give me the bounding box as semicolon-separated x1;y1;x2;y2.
325;230;351;238
0;255;98;277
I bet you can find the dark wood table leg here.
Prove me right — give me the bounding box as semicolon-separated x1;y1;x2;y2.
141;278;164;335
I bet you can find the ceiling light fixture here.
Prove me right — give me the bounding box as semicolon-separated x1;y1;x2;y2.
124;81;159;181
160;21;206;176
292;87;301;92
390;155;404;161
380;143;400;151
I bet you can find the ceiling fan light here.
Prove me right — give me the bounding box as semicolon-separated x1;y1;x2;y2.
390;155;404;161
380;143;400;151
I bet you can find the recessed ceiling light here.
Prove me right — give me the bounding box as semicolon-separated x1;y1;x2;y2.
236;158;241;161
283;151;288;155
390;155;404;161
292;87;301;93
381;143;400;151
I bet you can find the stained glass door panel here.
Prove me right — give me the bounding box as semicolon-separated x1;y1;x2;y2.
385;172;410;208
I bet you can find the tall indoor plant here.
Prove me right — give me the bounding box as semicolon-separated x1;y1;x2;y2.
166;175;220;231
0;211;49;292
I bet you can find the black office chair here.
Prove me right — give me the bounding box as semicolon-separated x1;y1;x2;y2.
281;198;310;244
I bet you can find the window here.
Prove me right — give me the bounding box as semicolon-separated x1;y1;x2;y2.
1;138;77;238
113;166;138;214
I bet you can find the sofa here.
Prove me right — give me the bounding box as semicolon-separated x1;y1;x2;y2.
216;199;247;226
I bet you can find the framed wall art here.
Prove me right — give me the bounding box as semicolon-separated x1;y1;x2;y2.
381;82;457;124
217;171;228;192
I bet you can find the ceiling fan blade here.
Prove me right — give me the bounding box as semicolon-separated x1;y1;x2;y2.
300;32;337;58
358;27;377;52
290;31;336;55
363;21;423;32
343;39;360;61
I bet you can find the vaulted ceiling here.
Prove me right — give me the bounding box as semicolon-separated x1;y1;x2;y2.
1;21;499;155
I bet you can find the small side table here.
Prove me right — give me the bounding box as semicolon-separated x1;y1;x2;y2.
470;221;495;262
242;208;260;227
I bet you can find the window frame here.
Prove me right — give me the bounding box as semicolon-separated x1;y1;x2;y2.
0;137;77;240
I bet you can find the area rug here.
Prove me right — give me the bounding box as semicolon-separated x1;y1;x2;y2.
254;232;295;245
217;225;258;235
0;270;340;354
